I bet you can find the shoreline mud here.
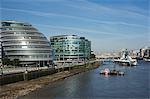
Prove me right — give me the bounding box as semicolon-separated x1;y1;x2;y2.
0;61;100;99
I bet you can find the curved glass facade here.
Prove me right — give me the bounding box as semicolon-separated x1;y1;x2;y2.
0;20;53;66
50;35;91;62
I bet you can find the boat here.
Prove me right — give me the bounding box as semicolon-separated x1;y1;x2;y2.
144;58;150;62
100;68;124;76
114;49;137;66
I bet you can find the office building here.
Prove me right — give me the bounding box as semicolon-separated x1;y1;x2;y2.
50;35;91;63
0;20;53;66
144;47;150;59
140;48;145;58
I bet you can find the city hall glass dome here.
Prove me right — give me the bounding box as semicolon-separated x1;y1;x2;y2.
0;20;53;66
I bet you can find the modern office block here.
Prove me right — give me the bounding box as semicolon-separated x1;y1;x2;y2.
50;35;91;63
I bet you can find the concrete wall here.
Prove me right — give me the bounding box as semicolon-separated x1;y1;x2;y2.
0;68;56;85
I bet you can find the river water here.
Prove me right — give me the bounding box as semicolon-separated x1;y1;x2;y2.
21;60;149;99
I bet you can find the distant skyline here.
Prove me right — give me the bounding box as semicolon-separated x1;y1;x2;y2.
1;0;149;52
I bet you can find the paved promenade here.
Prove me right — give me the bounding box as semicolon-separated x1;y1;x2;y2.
0;61;96;75
0;67;50;75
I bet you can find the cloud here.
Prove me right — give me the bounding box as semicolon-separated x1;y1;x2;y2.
34;23;145;39
0;7;147;28
35;24;114;35
64;0;149;24
82;0;149;17
1;7;147;38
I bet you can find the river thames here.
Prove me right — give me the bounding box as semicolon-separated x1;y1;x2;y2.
21;60;149;99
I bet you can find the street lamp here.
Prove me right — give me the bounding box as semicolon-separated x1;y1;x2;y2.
37;63;39;70
25;64;28;72
23;64;28;81
1;65;3;75
47;62;50;69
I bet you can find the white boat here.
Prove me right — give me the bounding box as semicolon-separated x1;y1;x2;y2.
144;58;150;62
114;50;137;66
100;68;125;76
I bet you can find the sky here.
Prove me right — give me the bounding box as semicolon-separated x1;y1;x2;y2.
0;0;150;52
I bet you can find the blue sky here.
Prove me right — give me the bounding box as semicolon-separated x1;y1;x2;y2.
0;0;149;52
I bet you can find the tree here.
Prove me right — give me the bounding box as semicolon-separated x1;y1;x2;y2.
2;57;11;65
2;58;20;66
12;59;20;66
90;54;96;60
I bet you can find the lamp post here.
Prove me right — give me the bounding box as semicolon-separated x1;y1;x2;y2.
1;65;3;75
38;63;39;71
38;61;40;70
23;64;28;81
47;62;49;68
25;64;28;72
47;61;50;69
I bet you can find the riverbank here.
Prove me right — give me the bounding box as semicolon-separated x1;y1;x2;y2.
20;60;149;99
0;61;100;99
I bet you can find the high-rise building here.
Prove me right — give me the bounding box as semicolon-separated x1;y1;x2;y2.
144;47;150;59
0;20;53;66
140;48;145;58
50;35;91;63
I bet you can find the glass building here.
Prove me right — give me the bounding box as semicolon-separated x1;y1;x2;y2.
50;35;91;63
0;20;53;66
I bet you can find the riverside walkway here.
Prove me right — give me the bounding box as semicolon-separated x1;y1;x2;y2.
0;61;96;75
0;67;50;75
